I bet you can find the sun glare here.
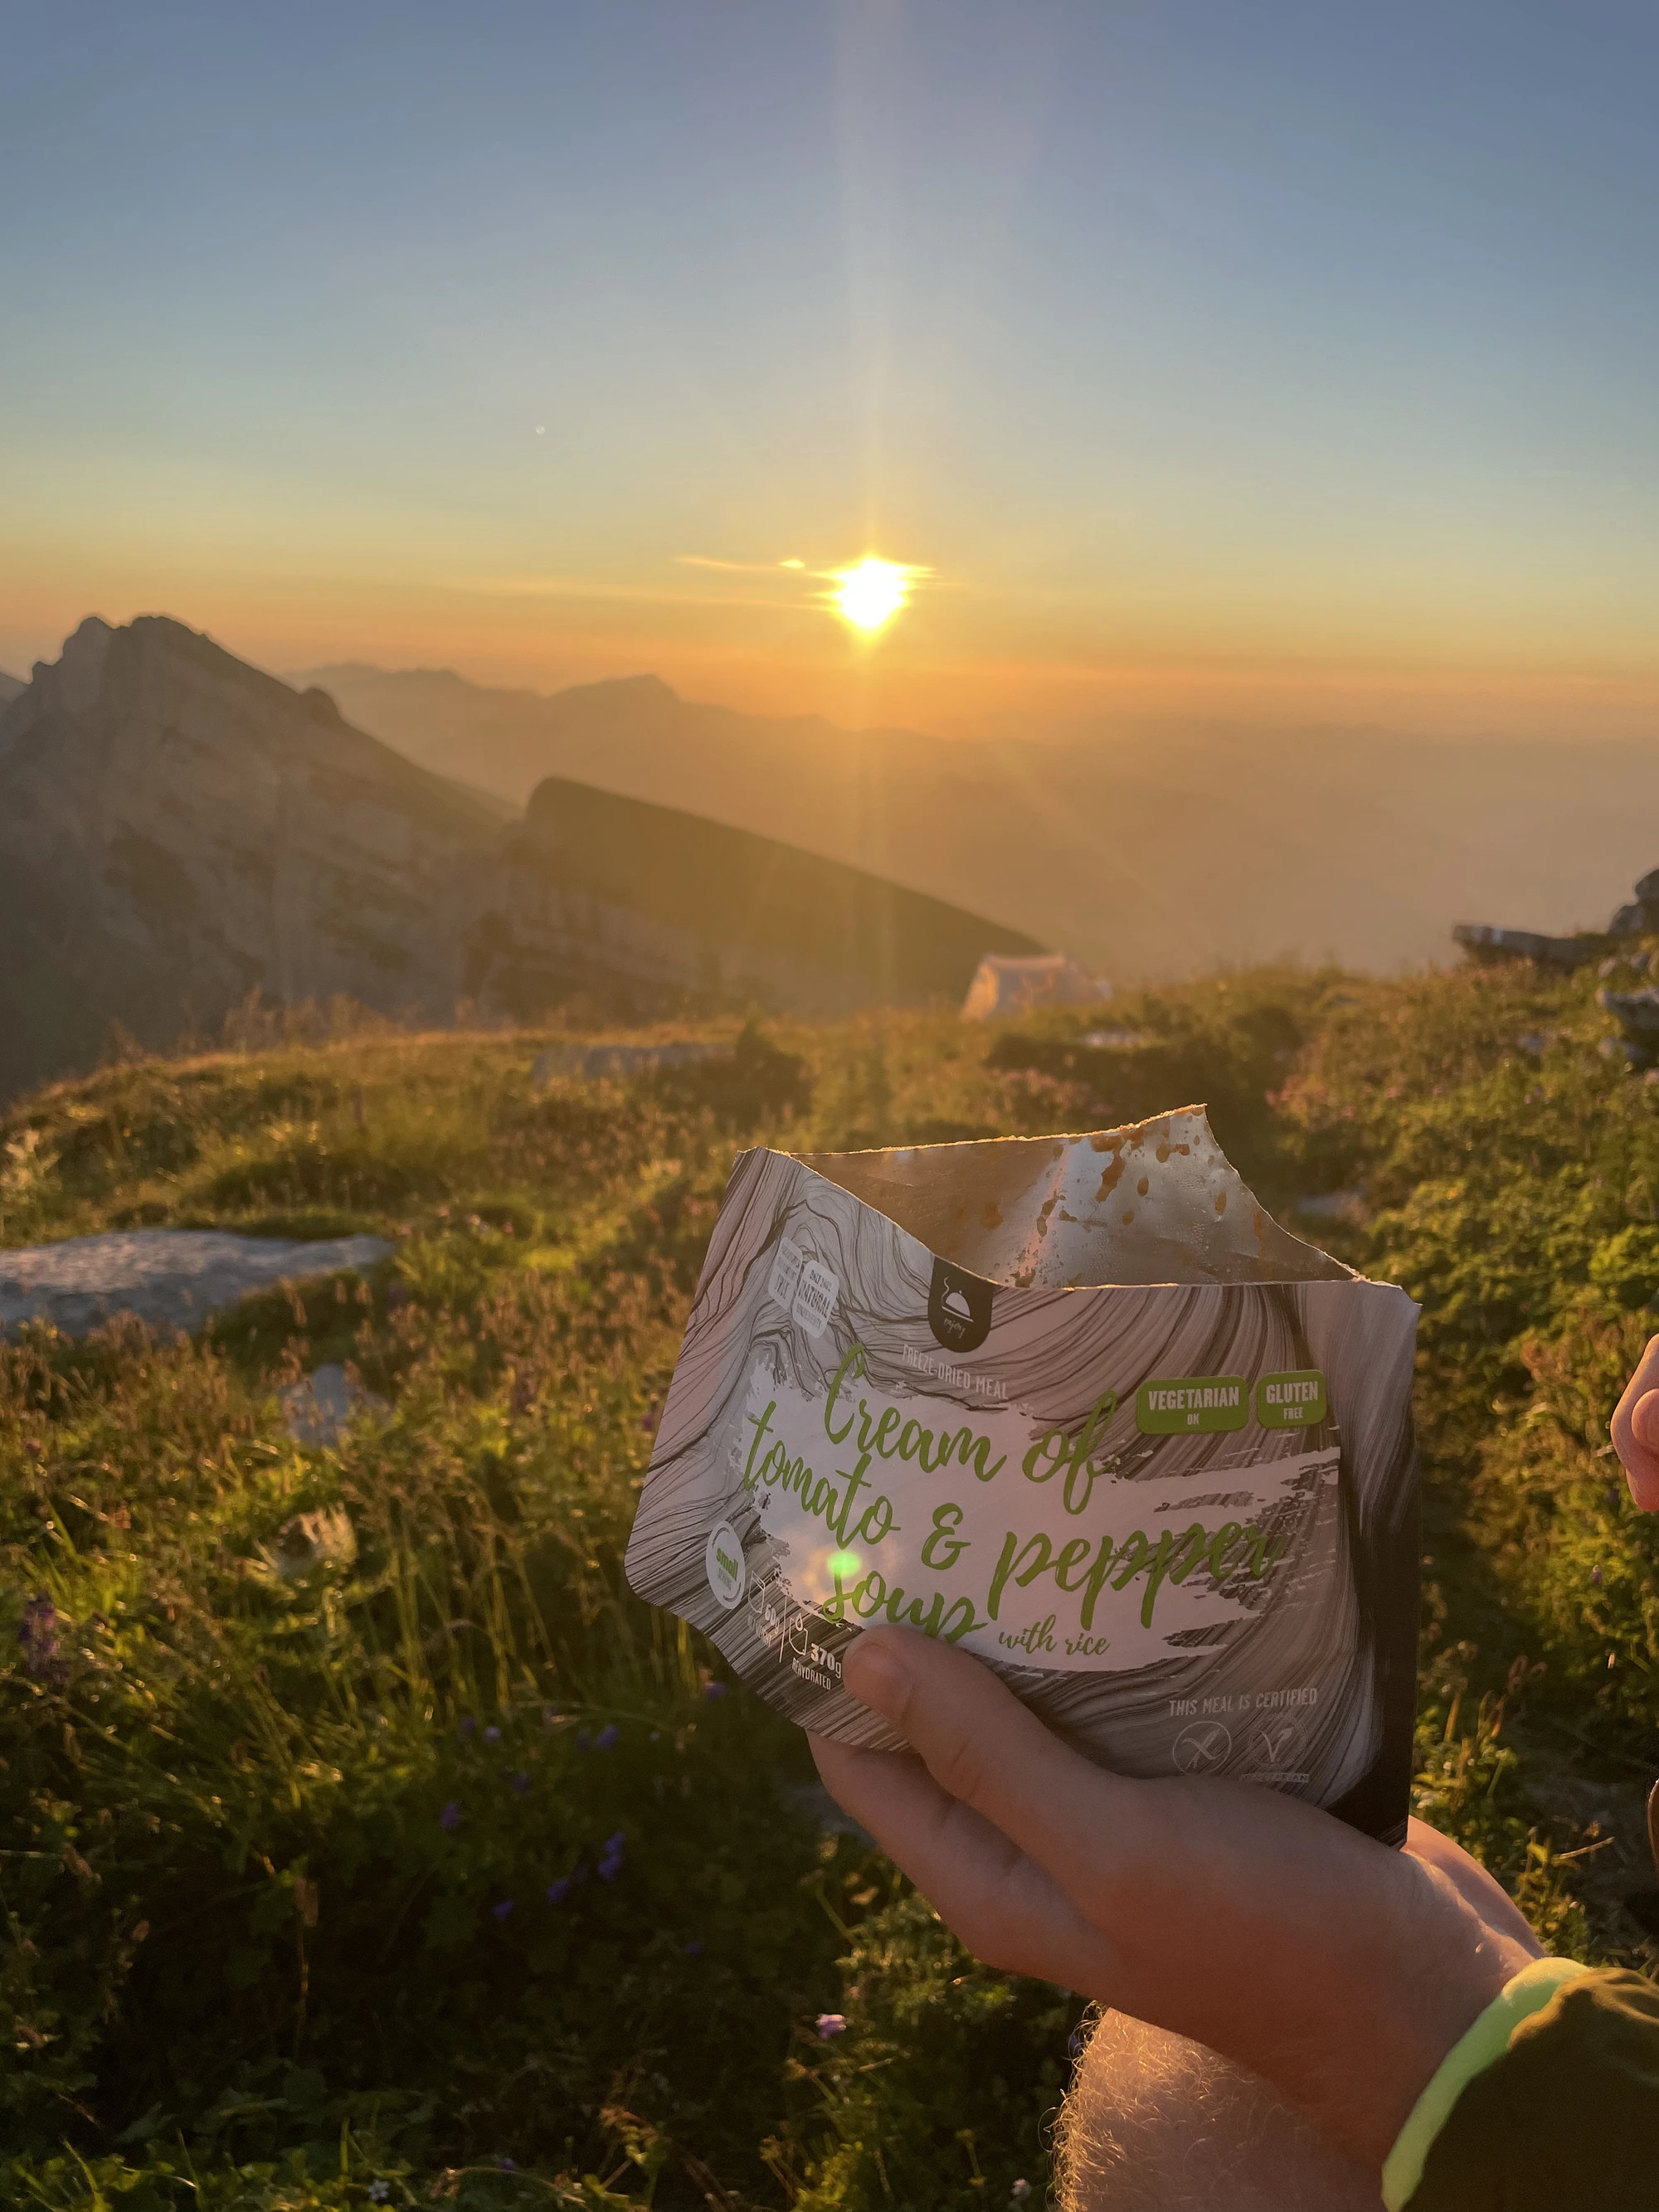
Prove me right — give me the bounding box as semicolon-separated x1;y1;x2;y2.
831;556;913;634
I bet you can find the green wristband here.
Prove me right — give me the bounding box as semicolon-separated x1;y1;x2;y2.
1380;1957;1593;2212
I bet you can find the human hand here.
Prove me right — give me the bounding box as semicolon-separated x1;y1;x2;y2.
811;1627;1541;2171
1610;1334;1659;1510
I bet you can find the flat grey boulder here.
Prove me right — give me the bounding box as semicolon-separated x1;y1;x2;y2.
0;1228;392;1339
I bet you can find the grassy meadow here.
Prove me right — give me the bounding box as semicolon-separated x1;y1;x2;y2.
2;960;1658;2210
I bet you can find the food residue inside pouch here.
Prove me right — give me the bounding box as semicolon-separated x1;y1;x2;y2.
795;1105;1351;1291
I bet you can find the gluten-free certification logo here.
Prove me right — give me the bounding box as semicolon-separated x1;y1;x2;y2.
1135;1369;1326;1435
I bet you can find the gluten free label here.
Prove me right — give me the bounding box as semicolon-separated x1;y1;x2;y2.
1254;1370;1328;1427
1135;1377;1248;1433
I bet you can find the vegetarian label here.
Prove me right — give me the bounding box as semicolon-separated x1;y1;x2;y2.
1136;1375;1248;1434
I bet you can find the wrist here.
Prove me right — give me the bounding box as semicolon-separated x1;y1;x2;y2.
1334;1924;1539;2166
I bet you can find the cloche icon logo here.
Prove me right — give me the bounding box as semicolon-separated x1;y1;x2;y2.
927;1258;995;1352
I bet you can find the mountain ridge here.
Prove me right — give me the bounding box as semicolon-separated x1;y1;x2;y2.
292;659;1659;980
0;619;1040;1101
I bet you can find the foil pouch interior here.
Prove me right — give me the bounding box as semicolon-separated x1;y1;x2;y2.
799;1105;1350;1290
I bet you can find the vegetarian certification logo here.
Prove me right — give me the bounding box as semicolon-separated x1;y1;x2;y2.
1255;1370;1327;1427
1136;1376;1248;1434
705;1519;747;1610
927;1257;995;1353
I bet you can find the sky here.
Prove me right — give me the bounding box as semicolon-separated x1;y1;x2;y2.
4;0;1659;737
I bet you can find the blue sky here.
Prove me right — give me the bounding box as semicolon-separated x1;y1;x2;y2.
4;0;1658;732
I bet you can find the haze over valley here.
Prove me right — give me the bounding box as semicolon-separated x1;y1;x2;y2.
295;657;1659;981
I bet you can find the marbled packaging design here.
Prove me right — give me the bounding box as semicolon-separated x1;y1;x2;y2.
625;1110;1420;1842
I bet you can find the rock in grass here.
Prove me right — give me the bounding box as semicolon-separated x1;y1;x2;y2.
0;1228;391;1339
280;1362;390;1447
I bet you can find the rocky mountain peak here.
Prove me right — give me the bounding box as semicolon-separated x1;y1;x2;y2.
25;613;114;719
0;615;509;1098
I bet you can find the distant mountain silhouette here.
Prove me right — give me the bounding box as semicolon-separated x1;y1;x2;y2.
469;775;1039;1021
0;620;1038;1101
0;669;24;707
295;662;1659;979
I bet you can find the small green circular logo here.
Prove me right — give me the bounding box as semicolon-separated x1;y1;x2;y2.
705;1519;746;1610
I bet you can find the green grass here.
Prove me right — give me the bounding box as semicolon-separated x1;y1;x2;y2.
1;962;1657;2209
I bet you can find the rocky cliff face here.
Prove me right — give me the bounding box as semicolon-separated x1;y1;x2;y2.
0;616;502;1096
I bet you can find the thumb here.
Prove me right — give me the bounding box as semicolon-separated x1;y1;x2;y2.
1611;1337;1659;1510
841;1626;1145;1889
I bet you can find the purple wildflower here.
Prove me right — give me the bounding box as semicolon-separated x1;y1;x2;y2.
703;1680;728;1703
547;1878;571;1905
483;1724;501;1746
458;1717;477;1738
1592;1564;1605;1587
684;1940;703;1957
18;1596;64;1684
510;1771;531;1794
815;2013;847;2040
493;1899;515;1922
597;1830;625;1881
595;1723;619;1751
439;1801;462;1831
499;2158;515;2172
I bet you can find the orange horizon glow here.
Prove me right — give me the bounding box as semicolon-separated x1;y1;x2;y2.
9;556;1659;746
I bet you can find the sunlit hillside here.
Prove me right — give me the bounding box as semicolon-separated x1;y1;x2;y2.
2;963;1657;2207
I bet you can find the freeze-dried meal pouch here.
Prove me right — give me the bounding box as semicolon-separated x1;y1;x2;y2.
625;1111;1419;1842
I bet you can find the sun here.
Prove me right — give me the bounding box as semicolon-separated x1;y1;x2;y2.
830;555;915;633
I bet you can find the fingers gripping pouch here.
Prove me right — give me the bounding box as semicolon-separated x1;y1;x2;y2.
625;1110;1420;1843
